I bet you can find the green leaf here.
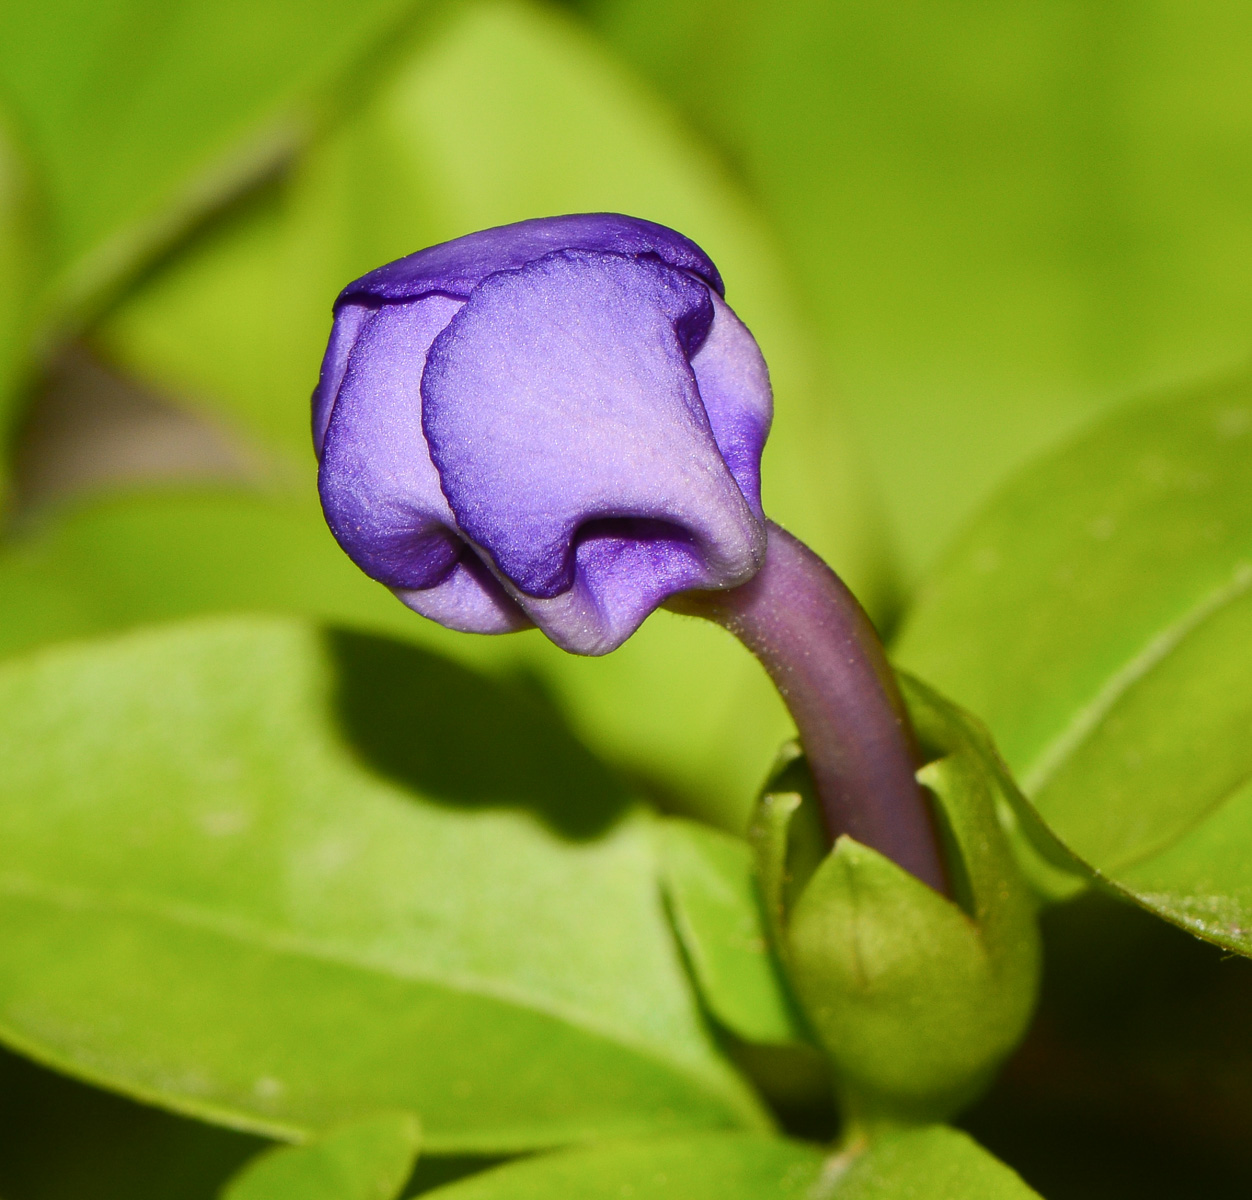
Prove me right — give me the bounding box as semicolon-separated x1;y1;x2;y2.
775;679;1040;1123
582;0;1252;577
222;1112;420;1200
415;1127;1038;1199
0;0;421;323
0;488;763;831
0;489;434;661
827;1126;1041;1200
421;1133;822;1199
656;818;807;1046
0;615;767;1148
895;374;1252;952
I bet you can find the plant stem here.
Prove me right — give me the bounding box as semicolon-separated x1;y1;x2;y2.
671;520;948;894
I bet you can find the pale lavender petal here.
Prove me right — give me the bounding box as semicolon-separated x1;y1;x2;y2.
690;293;773;519
506;522;720;655
318;293;529;633
312;300;371;456
338;213;723;307
393;553;532;635
421;250;765;654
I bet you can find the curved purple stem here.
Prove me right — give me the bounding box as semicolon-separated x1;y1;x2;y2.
671;521;949;895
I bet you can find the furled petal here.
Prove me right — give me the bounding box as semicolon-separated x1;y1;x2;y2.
393;551;531;635
337;213;723;307
317;293;530;634
311;300;371;456
421;249;766;654
690;292;773;519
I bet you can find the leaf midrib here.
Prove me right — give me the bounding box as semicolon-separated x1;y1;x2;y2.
1020;560;1252;798
0;868;735;1101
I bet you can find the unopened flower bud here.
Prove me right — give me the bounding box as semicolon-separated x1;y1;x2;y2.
313;213;771;656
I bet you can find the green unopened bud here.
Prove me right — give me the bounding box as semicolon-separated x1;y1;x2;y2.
751;675;1041;1129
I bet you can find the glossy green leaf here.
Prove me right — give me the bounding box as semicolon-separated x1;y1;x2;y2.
0;0;421;322
828;1126;1041;1200
582;0;1252;578
656;818;806;1046
0;488;761;830
769;679;1040;1122
0;615;767;1148
418;1127;1038;1199
222;1112;420;1200
895;374;1252;952
421;1133;822;1199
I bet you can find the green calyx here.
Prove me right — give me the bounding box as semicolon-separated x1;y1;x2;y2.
751;675;1041;1129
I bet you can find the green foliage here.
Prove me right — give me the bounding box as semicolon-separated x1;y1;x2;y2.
0;487;777;831
580;0;1252;578
0;0;422;321
1;0;1249;1190
420;1133;824;1198
756;681;1040;1124
896;373;1252;953
222;1112;421;1200
657;818;807;1046
415;1127;1039;1199
826;1126;1041;1200
0;488;443;659
0;616;765;1149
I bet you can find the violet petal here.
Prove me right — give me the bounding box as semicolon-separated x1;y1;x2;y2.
318;293;529;633
690;293;773;519
338;213;723;307
421;249;765;654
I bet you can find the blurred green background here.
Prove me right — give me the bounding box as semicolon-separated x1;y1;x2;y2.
0;0;1250;1195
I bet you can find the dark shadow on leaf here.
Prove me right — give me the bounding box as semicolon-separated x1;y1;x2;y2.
326;629;631;840
0;1046;265;1200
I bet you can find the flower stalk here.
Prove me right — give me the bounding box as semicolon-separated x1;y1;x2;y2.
671;521;949;895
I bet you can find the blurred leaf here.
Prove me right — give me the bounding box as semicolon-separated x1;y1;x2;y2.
0;0;422;324
418;1133;823;1199
0;488;433;661
895;374;1252;953
222;1112;420;1200
0;1045;265;1200
0;615;767;1148
0;115;39;485
827;1126;1041;1200
94;0;890;831
580;0;1252;578
657;818;807;1046
415;1127;1038;1199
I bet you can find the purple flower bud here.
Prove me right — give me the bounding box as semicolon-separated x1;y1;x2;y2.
314;214;772;655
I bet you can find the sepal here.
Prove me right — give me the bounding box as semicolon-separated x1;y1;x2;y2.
751;676;1041;1125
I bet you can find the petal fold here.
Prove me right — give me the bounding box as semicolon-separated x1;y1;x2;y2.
318;293;529;634
421;250;765;654
337;213;724;307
